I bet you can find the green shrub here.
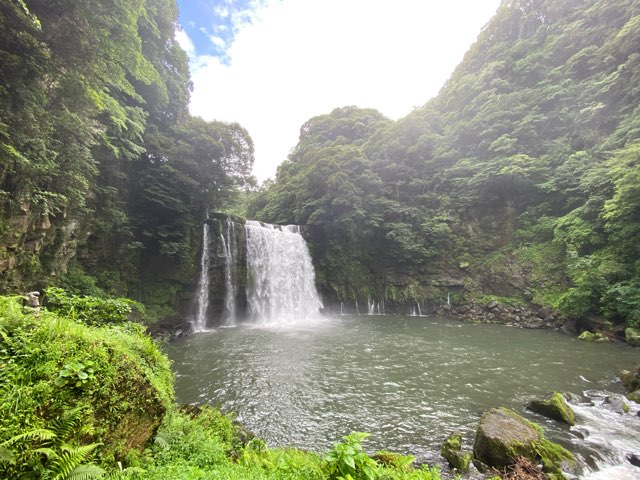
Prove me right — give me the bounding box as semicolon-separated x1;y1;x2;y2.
44;287;147;326
324;432;379;480
0;295;173;478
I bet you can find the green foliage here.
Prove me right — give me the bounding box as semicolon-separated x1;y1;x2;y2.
0;408;105;479
247;0;640;330
44;287;145;326
0;295;173;478
55;361;96;389
324;432;379;480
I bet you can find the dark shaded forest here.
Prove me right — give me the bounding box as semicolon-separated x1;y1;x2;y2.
0;0;255;319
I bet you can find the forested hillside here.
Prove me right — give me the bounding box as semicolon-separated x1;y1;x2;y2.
249;0;640;330
0;0;254;319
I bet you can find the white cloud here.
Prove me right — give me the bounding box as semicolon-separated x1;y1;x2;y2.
210;35;226;48
175;28;196;58
186;0;502;182
215;5;230;18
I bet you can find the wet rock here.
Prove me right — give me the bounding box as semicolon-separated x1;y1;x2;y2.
625;328;640;347
473;407;573;475
627;454;640;468
527;392;575;425
441;432;473;472
619;368;640;393
578;331;609;343
485;300;499;310
473;407;541;468
627;389;640;404
603;395;630;414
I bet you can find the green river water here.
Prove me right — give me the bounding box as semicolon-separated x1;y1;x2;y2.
167;315;640;475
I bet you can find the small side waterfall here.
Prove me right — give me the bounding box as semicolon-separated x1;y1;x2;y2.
221;220;237;325
245;220;323;326
193;222;211;332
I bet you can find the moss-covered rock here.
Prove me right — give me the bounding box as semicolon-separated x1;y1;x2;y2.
527;392;575;425
625;328;640;347
627;390;640;404
474;407;541;468
578;331;609;342
473;407;573;477
0;295;173;476
620;368;640;393
440;432;473;472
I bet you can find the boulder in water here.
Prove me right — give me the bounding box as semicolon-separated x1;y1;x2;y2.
578;331;609;342
473;407;573;476
440;432;473;472
603;394;630;414
627;389;640;404
527;392;575;425
474;407;541;468
620;367;640;393
628;453;640;468
625;328;640;347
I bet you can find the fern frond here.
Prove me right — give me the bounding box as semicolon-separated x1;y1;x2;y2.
34;447;60;460
3;428;57;446
153;433;170;451
50;443;101;480
65;463;106;480
0;444;16;465
51;408;84;441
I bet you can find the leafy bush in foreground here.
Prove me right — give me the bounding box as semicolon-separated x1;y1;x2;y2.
0;295;173;478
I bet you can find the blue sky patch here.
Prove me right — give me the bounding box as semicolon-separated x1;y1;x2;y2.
176;0;256;61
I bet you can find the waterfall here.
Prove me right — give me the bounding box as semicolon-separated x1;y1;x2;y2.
417;302;422;316
340;302;344;315
193;222;211;332
245;220;323;326
221;220;237;325
570;391;640;479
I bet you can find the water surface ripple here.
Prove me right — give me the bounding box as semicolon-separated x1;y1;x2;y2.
167;316;639;466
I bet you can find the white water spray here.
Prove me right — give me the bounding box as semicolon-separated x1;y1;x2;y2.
221;220;238;325
193;222;211;332
570;391;640;479
245;221;323;326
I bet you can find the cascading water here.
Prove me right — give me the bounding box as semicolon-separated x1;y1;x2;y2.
245;220;323;326
193;222;211;332
221;220;237;325
570;391;640;479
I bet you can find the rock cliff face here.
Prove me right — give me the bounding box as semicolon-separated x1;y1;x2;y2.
0;202;83;292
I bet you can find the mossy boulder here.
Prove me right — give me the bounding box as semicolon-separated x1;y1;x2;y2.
0;295;173;474
527;392;575;425
473;407;573;477
578;331;609;342
625;328;640;347
627;390;640;404
440;432;473;472
619;367;640;393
